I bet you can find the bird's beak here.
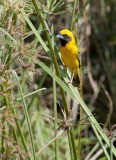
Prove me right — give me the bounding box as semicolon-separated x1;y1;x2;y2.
56;33;64;40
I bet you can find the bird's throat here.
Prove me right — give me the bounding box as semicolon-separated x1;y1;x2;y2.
60;39;68;46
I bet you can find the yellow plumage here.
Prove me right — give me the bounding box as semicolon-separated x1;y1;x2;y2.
56;29;80;85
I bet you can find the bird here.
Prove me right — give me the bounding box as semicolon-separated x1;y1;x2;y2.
56;29;80;86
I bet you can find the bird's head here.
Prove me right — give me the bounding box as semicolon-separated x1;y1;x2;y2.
56;29;76;46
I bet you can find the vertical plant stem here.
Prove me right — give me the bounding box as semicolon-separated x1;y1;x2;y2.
70;0;77;31
12;108;31;160
77;115;81;158
12;70;36;160
51;21;58;159
68;132;73;160
110;139;113;160
69;130;78;160
53;75;58;160
12;128;18;143
1;82;10;155
1;116;5;154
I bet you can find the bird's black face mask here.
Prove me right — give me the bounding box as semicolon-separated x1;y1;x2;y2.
56;33;72;46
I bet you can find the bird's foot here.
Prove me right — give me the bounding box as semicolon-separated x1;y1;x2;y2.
67;80;73;86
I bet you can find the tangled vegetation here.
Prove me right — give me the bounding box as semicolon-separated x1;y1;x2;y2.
0;0;116;159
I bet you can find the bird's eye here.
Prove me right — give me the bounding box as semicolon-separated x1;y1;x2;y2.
64;34;67;36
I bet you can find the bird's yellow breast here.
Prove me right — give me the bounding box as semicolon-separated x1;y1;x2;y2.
60;43;79;76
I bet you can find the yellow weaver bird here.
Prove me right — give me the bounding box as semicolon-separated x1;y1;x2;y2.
56;29;80;86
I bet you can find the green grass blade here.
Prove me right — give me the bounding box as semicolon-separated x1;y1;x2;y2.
21;10;49;53
0;27;18;45
11;70;36;160
13;88;46;102
0;38;18;47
